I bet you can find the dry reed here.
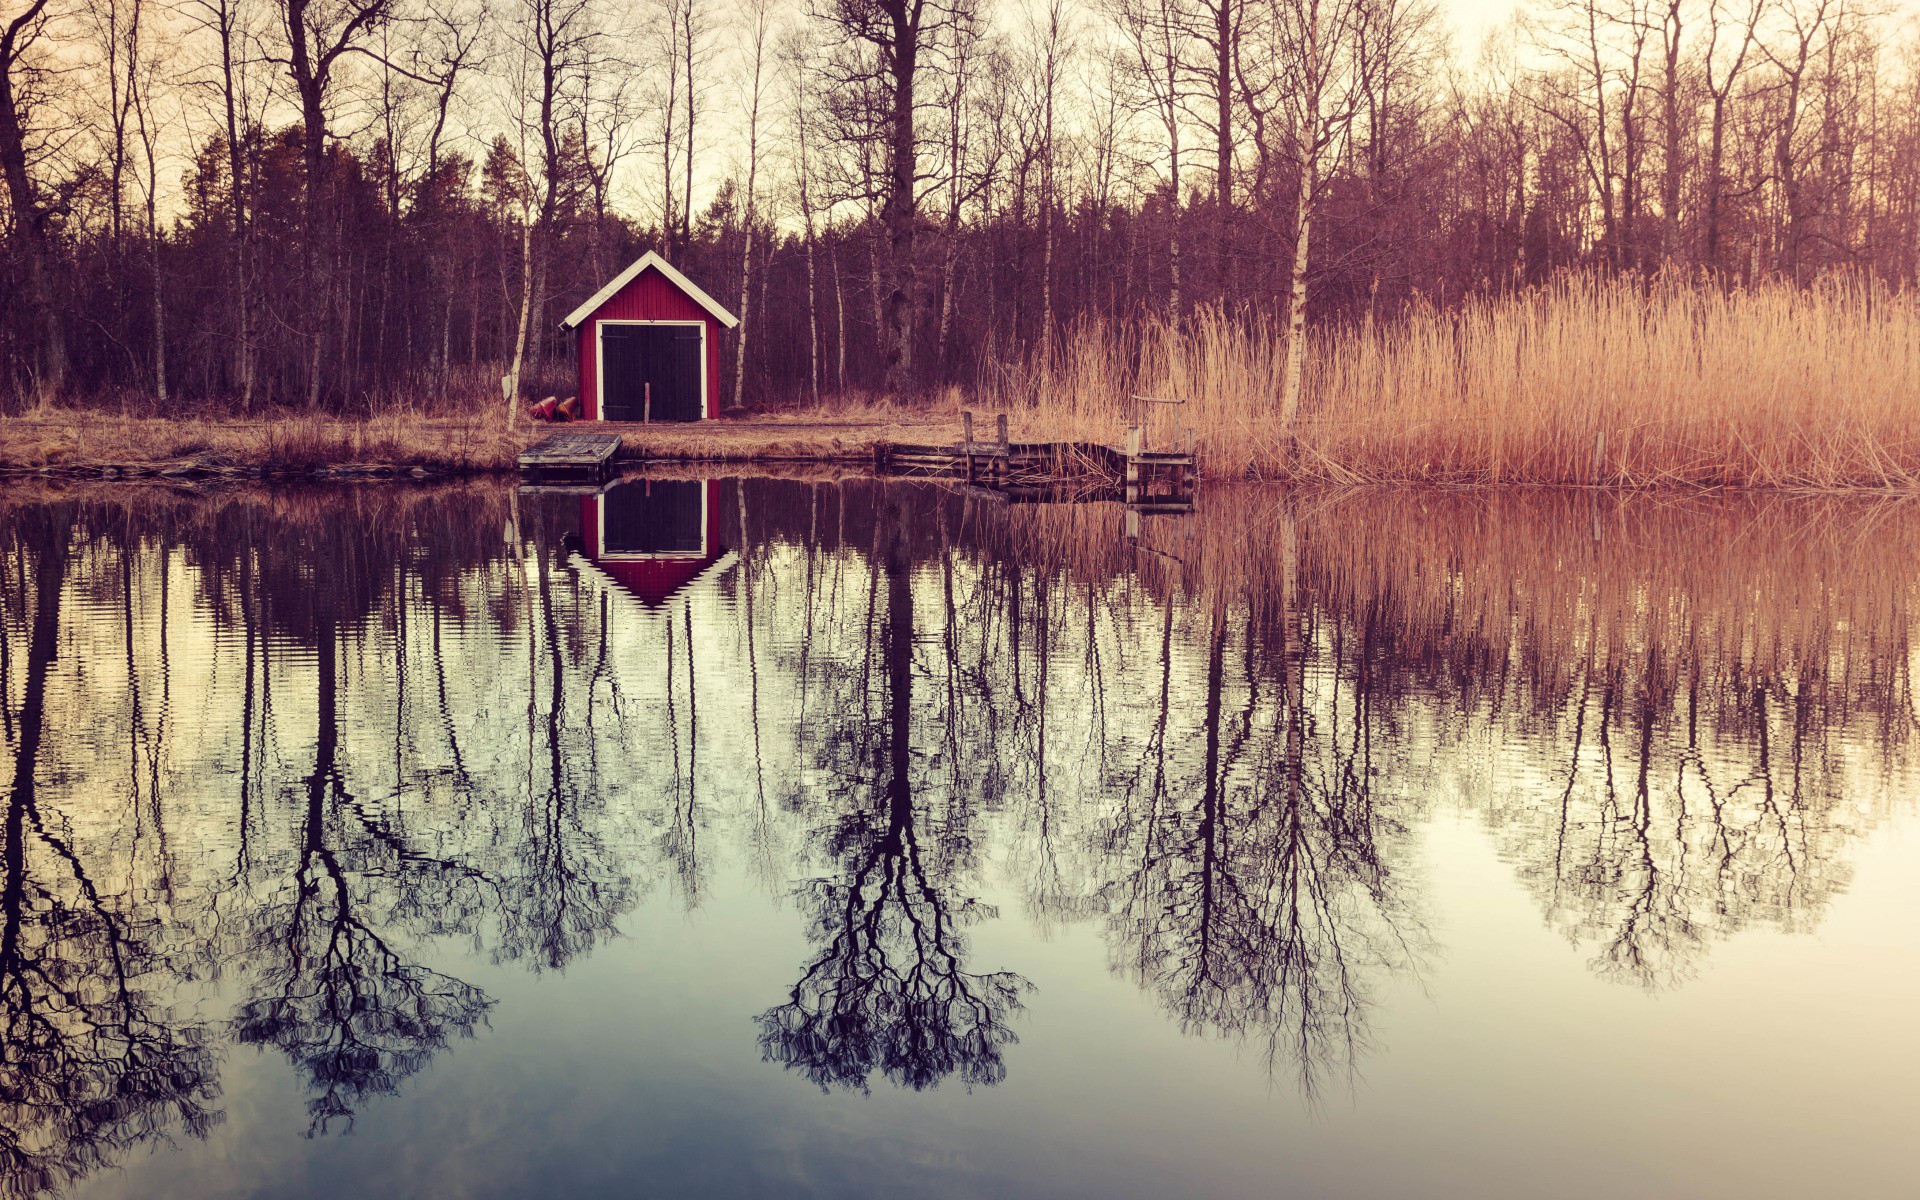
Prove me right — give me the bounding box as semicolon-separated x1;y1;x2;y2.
985;274;1920;488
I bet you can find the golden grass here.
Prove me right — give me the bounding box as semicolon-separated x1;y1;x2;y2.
984;274;1920;487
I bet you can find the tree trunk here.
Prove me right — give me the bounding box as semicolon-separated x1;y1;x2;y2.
833;243;847;395
731;25;763;411
0;5;67;398
880;5;920;393
505;206;535;427
1278;155;1315;428
1213;0;1234;305
219;9;252;407
1660;0;1683;263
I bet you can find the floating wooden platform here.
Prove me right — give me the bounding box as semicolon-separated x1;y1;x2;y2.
518;432;620;482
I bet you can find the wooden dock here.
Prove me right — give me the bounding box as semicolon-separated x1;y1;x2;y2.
874;408;1196;501
518;432;620;483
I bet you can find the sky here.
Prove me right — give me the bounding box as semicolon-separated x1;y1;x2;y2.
1446;0;1525;45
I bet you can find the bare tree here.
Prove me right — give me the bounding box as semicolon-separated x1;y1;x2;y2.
781;24;824;403
1114;0;1192;318
1027;0;1072;359
1527;0;1632;267
729;0;773;410
1;0;67;395
816;0;977;393
1188;0;1245;303
930;0;983;379
502;0;594;419
274;0;403;405
126;0;165;399
1760;0;1846;280
1700;0;1762;270
1254;0;1370;427
179;0;269;404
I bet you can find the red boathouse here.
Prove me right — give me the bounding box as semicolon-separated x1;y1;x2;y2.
560;252;739;421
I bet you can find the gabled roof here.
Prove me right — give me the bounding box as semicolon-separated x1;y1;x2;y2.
559;250;740;330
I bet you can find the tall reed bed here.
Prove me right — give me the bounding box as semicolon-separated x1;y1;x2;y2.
985;276;1920;487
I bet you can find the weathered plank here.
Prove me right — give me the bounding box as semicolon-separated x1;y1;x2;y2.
518;432;621;467
518;433;621;482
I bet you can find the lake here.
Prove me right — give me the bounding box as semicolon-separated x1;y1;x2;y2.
2;475;1917;1200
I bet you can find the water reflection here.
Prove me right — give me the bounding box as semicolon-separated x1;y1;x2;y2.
758;499;1030;1094
0;478;1913;1196
1;507;218;1197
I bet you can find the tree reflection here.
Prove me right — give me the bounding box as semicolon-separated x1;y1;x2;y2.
0;510;219;1195
1103;544;1425;1097
231;614;492;1135
758;518;1030;1093
489;539;636;971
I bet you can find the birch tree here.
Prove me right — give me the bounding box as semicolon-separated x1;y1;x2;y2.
1257;0;1370;427
503;0;593;420
1115;0;1192;318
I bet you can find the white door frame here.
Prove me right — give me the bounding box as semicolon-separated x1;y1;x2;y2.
593;318;707;421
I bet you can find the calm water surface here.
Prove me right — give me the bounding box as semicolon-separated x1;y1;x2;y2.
2;476;1917;1199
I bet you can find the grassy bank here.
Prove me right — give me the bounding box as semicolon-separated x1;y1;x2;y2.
0;406;971;478
0;412;521;477
986;275;1920;488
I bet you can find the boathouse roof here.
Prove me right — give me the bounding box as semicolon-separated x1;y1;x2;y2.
559;251;740;331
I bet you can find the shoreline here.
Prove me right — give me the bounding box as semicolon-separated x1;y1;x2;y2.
10;408;1920;493
0;411;973;481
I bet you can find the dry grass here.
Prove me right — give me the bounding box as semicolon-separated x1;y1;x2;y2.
0;411;523;473
984;274;1920;487
0;402;974;475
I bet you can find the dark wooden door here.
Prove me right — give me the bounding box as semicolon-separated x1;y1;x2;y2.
602;479;705;555
600;324;704;421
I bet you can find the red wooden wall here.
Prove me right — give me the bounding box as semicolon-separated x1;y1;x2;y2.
574;267;726;420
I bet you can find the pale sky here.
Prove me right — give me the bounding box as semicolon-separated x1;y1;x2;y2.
1442;0;1525;45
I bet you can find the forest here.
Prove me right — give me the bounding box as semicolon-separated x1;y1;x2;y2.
2;0;1919;418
